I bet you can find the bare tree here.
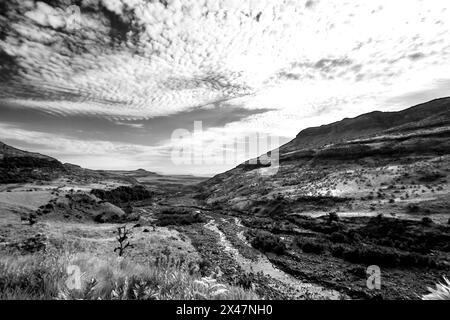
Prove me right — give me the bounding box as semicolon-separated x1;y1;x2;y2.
114;226;133;257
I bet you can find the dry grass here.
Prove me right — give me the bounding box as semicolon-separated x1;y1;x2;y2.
422;277;450;300
0;249;258;300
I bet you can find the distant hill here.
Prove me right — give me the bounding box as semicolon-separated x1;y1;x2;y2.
0;142;198;186
0;141;66;183
0;142;139;184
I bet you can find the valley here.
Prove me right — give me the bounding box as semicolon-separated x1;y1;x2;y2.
1;98;449;300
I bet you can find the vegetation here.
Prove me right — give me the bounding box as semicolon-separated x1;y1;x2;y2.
422;277;450;300
155;208;206;226
249;230;285;255
0;250;258;300
330;243;443;268
296;238;325;254
91;185;152;206
114;226;133;257
0;157;65;183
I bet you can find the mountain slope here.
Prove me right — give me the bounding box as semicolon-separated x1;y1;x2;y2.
200;97;450;216
0;142;66;183
281;97;450;153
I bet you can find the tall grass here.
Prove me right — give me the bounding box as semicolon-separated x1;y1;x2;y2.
0;252;64;299
422;277;450;300
0;250;258;300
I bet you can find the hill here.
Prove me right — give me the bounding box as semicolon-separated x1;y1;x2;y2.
200;97;450;218
0;142;66;183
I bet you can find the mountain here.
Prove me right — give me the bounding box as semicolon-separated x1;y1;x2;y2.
281;97;450;153
0;141;66;183
0;142;139;184
200;97;450;211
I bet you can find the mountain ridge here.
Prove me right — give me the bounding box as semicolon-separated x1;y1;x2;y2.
281;97;450;153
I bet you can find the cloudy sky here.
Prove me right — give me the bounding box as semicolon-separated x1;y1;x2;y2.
1;0;449;175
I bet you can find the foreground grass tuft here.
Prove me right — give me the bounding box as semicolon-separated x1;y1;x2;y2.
0;251;258;300
422;277;450;300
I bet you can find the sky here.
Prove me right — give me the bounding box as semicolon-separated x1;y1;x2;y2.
1;0;450;176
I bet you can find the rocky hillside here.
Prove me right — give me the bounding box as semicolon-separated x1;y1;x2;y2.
281;97;450;153
0;142;66;183
0;142;140;185
200;97;450;216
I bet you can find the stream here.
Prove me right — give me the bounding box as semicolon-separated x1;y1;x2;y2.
204;219;343;300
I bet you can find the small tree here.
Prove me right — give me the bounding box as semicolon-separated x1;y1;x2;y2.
114;226;133;257
328;211;339;223
28;212;37;226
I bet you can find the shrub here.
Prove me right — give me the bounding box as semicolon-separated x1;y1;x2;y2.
155;209;206;226
296;238;325;254
331;243;441;268
328;212;339;223
91;185;152;206
329;232;350;244
347;265;366;278
250;231;285;254
330;244;345;258
421;217;433;225
342;246;399;266
419;172;445;183
407;204;420;213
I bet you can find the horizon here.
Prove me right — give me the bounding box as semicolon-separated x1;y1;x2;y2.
1;1;450;175
2;95;448;177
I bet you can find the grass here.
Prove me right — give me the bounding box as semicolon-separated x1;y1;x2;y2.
0;252;64;299
422;277;450;300
0;249;258;300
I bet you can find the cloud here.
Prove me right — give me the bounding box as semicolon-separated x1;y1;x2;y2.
0;122;168;170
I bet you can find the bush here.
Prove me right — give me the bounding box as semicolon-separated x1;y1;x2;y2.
347;266;367;278
338;245;399;266
250;231;285;254
91;185;152;206
329;232;350;243
296;237;325;254
407;204;420;213
328;212;339;223
330;243;441;268
156;209;206;226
